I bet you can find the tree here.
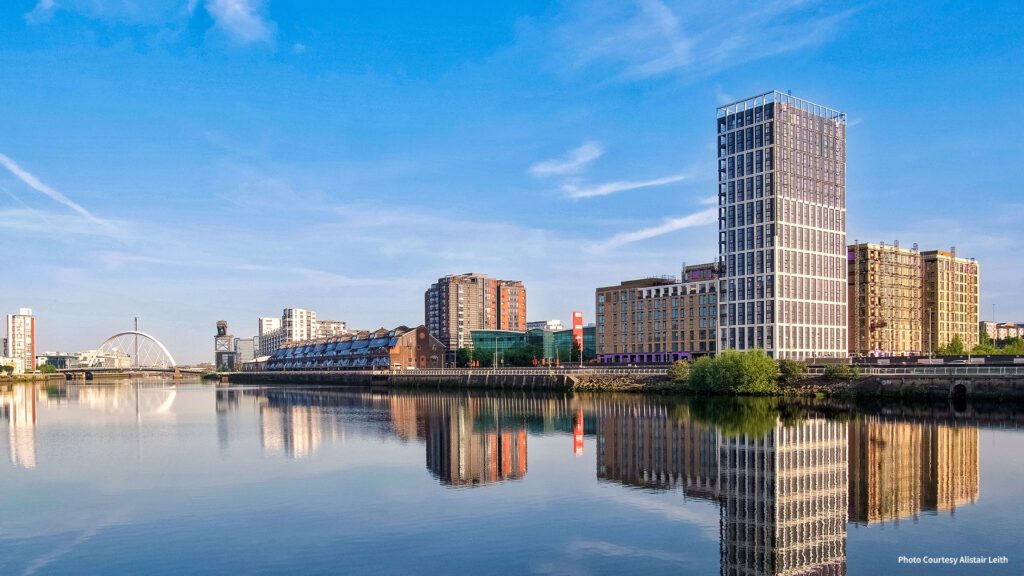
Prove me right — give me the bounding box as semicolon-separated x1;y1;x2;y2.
0;365;13;376
455;348;473;368
686;349;781;394
777;359;807;386
823;363;861;382
667;360;690;383
936;334;966;356
39;363;58;374
503;344;544;367
1000;338;1024;355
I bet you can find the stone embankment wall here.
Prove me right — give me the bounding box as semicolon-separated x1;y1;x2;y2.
229;371;577;391
832;375;1024;399
227;371;1024;399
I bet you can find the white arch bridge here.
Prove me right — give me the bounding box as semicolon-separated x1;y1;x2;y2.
62;331;201;377
83;331;177;369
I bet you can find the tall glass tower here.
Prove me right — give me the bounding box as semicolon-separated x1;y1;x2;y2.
717;91;847;360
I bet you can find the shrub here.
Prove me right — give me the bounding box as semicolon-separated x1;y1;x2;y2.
778;359;807;387
823;363;861;382
686;349;781;394
667;360;690;383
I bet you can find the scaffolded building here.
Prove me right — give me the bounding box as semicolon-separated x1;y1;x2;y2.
848;242;923;356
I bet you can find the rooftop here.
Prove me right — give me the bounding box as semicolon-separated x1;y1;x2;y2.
717;90;845;123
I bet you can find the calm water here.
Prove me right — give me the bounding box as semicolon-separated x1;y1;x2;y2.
1;381;1022;575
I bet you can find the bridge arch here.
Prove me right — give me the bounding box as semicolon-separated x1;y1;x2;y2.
84;331;177;369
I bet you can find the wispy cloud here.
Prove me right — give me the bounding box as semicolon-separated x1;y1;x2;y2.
205;0;276;44
556;0;856;79
529;141;604;177
0;153;121;235
23;0;55;24
595;206;717;250
562;172;690;199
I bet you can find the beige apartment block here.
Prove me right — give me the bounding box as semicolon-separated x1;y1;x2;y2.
922;250;980;352
848;242;923;356
594;263;719;362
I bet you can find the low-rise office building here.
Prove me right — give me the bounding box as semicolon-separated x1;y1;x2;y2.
980;322;1024;342
267;325;445;371
595;263;719;363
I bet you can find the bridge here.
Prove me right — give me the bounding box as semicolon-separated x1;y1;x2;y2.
61;330;202;379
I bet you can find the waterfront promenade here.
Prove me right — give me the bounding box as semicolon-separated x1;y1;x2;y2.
226;365;1024;399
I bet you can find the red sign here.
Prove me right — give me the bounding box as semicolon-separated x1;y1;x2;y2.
572;311;584;350
573;408;584;457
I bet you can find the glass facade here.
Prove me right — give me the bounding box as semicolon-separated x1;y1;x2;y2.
718;91;847;360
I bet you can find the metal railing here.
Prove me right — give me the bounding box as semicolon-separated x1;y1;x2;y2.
394;367;668;377
808;366;1024;377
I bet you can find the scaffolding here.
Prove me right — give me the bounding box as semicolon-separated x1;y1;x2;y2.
850;241;922;356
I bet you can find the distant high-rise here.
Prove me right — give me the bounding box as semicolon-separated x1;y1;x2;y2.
425;273;527;354
717;91;848;359
4;308;36;374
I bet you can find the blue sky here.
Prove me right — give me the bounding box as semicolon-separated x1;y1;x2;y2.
1;0;1021;363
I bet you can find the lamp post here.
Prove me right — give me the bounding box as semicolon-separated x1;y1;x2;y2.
927;306;933;359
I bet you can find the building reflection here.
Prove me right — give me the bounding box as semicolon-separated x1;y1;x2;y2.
848;417;979;524
231;389;532;486
422;399;528;488
0;385;38;468
720;419;847;576
595;402;980;576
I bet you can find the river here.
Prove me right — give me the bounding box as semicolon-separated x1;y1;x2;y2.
1;381;1021;575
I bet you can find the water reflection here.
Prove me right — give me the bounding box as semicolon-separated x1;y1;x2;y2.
592;398;983;575
0;383;996;575
0;385;37;468
848;418;978;524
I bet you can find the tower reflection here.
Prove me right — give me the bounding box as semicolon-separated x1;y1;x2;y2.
595;399;981;576
0;385;38;468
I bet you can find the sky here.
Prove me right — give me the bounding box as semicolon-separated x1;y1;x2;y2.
1;0;1022;363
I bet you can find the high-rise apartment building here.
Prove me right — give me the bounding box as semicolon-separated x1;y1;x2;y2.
848;242;923;356
594;263;719;363
424;273;527;354
4;308;36;374
717;91;847;360
257;309;346;357
922;250;980;351
282;307;317;342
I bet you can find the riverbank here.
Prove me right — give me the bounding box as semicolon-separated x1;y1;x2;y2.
1;374;65;383
576;373;1024;401
225;370;1024;401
